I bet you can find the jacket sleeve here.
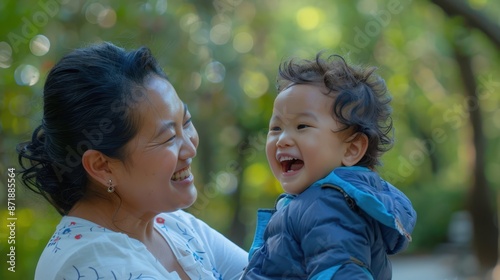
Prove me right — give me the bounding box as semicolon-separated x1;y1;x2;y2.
294;187;375;280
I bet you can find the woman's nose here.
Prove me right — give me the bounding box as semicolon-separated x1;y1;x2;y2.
180;128;198;159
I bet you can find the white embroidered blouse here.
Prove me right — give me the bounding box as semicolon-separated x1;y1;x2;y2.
35;210;247;279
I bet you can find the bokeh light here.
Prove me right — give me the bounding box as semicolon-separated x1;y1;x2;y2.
219;125;242;147
179;13;200;32
141;0;168;14
296;7;321;30
210;23;232;45
84;3;116;28
97;7;117;28
233;32;253;53
85;3;106;24
14;64;40;86
0;41;13;68
155;0;168;14
243;162;273;196
190;21;210;45
215;172;238;194
29;35;50;56
356;0;378;15
189;72;202;91
60;0;81;17
240;70;269;98
205;61;226;83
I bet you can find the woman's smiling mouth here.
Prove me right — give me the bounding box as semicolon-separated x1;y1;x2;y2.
171;167;191;181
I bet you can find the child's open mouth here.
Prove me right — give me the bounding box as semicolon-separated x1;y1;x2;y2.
280;157;304;173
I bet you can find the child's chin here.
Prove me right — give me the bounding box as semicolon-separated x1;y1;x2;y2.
280;184;304;195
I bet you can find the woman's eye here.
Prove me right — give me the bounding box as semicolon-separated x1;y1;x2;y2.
270;126;281;132
183;118;192;128
162;135;176;144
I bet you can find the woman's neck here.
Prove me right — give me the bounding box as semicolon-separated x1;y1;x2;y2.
68;195;156;243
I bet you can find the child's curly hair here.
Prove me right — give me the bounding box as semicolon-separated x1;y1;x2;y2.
276;52;393;168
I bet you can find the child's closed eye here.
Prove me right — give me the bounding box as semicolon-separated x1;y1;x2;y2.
297;124;310;129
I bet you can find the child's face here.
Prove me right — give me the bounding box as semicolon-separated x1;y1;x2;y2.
266;84;350;195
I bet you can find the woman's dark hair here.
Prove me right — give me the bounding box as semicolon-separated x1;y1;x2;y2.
276;52;393;168
17;42;168;215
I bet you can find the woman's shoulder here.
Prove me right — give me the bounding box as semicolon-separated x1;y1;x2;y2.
48;216;133;246
35;216;166;279
39;216;144;259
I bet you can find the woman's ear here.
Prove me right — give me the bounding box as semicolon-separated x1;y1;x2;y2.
81;150;112;188
342;133;369;167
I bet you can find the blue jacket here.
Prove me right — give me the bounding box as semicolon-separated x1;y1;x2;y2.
242;166;417;280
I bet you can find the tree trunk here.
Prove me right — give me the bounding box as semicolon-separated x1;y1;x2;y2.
453;41;498;272
431;0;500;272
228;135;248;246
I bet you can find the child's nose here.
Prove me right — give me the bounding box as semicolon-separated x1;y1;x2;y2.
276;131;292;147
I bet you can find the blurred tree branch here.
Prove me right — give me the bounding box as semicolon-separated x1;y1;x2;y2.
431;0;500;49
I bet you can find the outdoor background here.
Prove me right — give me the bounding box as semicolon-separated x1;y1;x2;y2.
0;0;499;279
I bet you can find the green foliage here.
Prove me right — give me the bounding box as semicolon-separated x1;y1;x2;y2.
0;0;499;277
401;179;467;253
0;205;60;279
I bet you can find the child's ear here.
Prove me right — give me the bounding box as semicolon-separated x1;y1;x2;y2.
81;150;112;188
342;133;369;167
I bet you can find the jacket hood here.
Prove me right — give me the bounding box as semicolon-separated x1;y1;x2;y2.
312;166;417;254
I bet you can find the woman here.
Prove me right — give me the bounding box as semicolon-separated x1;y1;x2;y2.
17;42;247;279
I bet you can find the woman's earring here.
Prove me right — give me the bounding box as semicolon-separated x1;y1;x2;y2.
107;179;115;193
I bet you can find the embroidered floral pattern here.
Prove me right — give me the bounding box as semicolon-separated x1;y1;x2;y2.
155;217;168;231
169;221;222;278
47;220;82;253
47;220;107;253
71;265;159;279
39;213;234;279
